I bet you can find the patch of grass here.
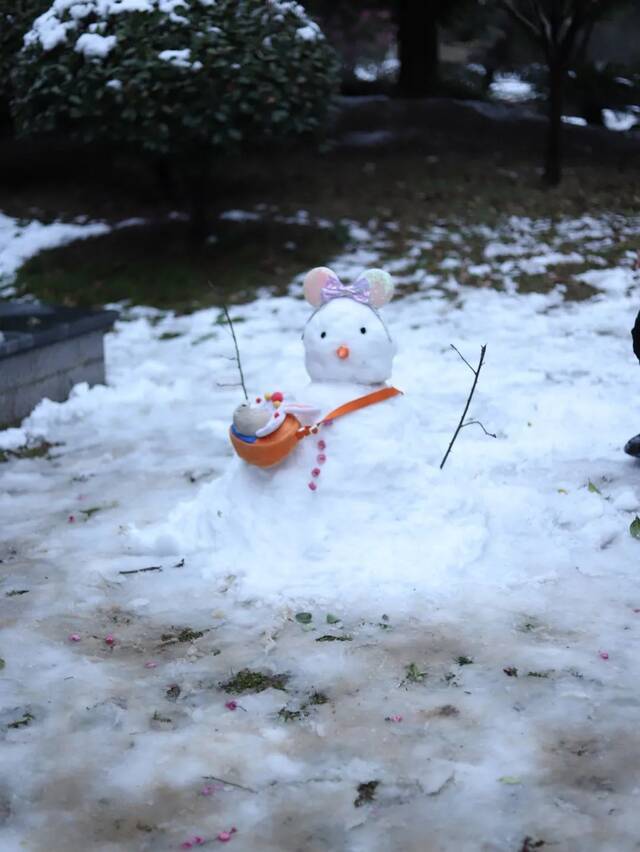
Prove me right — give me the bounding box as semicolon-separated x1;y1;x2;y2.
80;506;104;519
404;662;427;683
0;441;59;464
151;711;172;724
13;219;346;313
221;668;289;695
7;711;34;729
277;707;304;722
354;780;379;808
277;689;329;721
5;589;29;597
527;670;551;679
431;704;459;717
456;655;474;666
176;628;204;642
161;627;206;643
191;332;218;346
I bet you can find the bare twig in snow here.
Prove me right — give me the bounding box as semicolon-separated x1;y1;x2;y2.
202;775;257;794
440;345;494;470
119;566;163;576
427;773;455;797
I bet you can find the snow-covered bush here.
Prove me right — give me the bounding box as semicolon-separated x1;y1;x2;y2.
11;0;340;155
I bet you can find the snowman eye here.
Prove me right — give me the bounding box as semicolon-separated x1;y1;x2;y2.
320;331;326;339
360;327;367;334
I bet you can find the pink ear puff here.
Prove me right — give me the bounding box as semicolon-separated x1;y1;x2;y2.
303;267;335;307
362;269;394;308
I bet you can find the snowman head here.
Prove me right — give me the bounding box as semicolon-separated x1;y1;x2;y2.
302;266;396;384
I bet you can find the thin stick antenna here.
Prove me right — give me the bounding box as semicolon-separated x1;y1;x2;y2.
221;303;248;402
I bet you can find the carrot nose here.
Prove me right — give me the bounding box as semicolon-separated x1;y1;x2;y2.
336;345;350;360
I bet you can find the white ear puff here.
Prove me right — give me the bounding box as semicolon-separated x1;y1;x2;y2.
303;267;335;307
362;269;394;308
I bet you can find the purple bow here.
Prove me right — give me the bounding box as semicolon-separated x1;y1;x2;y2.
321;273;370;305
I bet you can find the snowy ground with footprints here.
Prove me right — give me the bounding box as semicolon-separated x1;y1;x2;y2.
2;210;640;851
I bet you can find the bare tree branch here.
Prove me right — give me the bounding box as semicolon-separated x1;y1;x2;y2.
440;345;492;470
530;0;553;48
202;775;257;794
499;0;544;40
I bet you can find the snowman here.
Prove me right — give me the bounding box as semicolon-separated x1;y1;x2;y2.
134;265;444;578
131;265;493;598
228;266;406;494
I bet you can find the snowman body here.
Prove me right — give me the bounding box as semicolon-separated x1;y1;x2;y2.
136;267;423;566
219;274;414;563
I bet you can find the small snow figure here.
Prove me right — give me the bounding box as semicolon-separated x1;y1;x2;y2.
624;309;640;457
229;267;402;475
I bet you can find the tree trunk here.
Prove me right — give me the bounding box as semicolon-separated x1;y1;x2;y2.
544;63;564;186
397;0;439;97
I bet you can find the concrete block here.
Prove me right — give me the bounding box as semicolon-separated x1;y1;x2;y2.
0;303;116;428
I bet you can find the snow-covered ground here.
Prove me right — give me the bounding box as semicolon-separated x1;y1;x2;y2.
2;212;640;851
490;72;536;103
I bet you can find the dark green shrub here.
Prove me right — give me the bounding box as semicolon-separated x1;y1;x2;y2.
12;0;340;156
0;0;50;123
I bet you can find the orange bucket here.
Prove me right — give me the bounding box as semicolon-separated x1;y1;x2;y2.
230;414;302;469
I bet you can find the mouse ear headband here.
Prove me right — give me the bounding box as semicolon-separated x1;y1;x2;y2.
303;267;394;309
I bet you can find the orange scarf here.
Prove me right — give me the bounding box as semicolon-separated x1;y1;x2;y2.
296;386;403;440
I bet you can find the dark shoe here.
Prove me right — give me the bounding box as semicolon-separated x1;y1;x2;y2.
624;434;640;457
